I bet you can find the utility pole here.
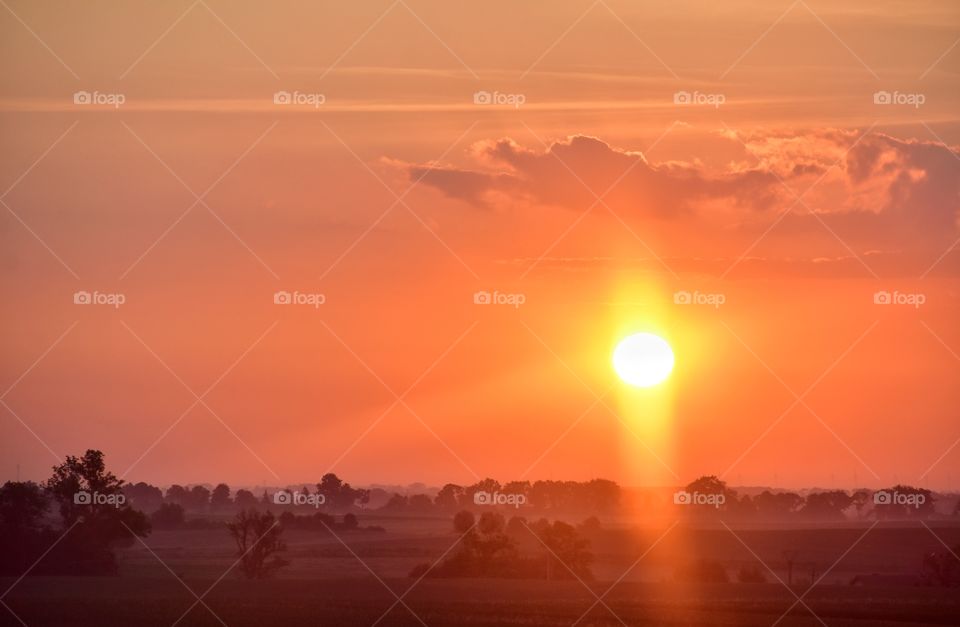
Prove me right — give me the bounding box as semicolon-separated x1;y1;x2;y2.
782;550;799;586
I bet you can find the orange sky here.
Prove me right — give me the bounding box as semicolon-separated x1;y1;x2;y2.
1;0;958;490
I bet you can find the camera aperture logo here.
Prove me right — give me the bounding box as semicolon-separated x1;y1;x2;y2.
73;91;126;108
74;290;125;308
473;90;526;108
673;490;725;508
873;290;925;308
473;290;525;308
274;290;326;308
873;91;925;108
74;490;126;508
273;490;325;508
273;90;326;108
473;490;527;509
873;490;925;509
673;290;725;308
673;90;725;108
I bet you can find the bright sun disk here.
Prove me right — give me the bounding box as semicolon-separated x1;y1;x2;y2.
613;332;674;387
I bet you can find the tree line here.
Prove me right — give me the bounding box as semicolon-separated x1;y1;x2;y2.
2;451;957;582
672;476;952;521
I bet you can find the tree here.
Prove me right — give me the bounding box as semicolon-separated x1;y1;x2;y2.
453;509;475;533
123;482;163;514
226;509;288;578
753;490;803;519
536;520;593;580
165;485;188;507
465;478;501;506
578;516;602;535
381;494;408;511
43;450;150;574
316;473;370;510
423;510;518;578
151;503;185;529
678;476;735;517
502;481;531;501
234;489;258;509
210;483;232;510
850;489;872;519
0;481;48;529
801;491;854;520
435;483;465;509
0;481;55;576
186;485;211;512
408;494;434;511
582;479;620;512
873;485;935;519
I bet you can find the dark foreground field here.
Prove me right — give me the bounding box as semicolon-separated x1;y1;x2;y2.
2;521;958;626
2;577;959;626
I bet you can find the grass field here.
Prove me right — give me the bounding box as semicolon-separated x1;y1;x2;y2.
2;520;958;626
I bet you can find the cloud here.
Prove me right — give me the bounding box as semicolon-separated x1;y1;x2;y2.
396;130;960;254
402;135;785;216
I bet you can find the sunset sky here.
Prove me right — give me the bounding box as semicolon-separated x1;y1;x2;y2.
1;0;958;491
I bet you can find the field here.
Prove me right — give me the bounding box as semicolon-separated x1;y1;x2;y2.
2;518;958;626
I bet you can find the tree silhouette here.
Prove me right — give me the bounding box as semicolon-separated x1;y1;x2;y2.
0;481;54;575
453;509;475;533
165;485;188;507
210;483;232;510
151;503;185;529
0;480;47;529
316;473;370;510
435;483;465;509
874;485;935;519
43;450;149;574
234;489;258;509
533;519;593;580
801;491;853;520
186;485;211;512
226;509;288;578
123;482;163;514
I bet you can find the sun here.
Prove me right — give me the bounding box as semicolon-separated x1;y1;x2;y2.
612;332;674;387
